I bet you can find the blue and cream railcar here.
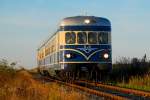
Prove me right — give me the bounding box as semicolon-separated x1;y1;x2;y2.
37;16;112;79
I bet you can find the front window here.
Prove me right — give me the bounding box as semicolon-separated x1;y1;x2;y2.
98;32;108;44
88;32;97;44
65;32;76;44
77;32;87;44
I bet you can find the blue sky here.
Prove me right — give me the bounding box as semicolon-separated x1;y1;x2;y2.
0;0;150;68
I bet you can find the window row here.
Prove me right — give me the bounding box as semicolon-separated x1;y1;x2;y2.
38;53;59;66
45;45;55;56
38;52;44;59
65;32;110;44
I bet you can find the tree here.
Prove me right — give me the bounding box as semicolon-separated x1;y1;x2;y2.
141;54;147;63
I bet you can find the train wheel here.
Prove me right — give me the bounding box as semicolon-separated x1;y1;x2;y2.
91;68;96;81
72;72;76;81
76;70;80;80
37;68;44;76
59;71;67;81
43;70;49;76
39;70;43;76
90;70;99;82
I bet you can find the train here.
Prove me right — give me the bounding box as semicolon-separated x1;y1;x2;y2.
37;16;112;80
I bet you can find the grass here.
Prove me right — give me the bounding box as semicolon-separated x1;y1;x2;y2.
0;61;87;100
117;73;150;91
0;70;88;100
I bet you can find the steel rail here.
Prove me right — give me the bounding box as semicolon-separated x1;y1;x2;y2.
41;77;128;100
61;81;127;100
77;80;150;98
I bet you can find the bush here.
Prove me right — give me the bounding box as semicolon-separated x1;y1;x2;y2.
109;55;150;83
0;59;16;75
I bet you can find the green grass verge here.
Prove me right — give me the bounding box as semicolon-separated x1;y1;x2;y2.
117;74;150;92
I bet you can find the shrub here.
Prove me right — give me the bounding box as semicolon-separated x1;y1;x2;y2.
0;59;16;75
109;54;150;83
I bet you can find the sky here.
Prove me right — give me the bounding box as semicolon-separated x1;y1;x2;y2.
0;0;150;68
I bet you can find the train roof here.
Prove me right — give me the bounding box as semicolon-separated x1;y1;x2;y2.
60;16;111;27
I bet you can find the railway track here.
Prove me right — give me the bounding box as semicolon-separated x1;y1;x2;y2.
75;80;150;100
78;80;150;96
60;81;127;100
30;71;150;100
37;76;149;100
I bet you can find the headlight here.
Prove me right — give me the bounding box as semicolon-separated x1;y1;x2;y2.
65;53;71;58
84;19;90;24
103;53;109;59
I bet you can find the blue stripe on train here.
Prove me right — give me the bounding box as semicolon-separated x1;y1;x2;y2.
59;45;111;62
59;50;111;62
59;26;111;31
60;45;111;50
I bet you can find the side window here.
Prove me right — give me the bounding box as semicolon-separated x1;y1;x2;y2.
98;32;108;44
77;32;87;44
65;32;76;44
108;33;111;44
88;32;97;44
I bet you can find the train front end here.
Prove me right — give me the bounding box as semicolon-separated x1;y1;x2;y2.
58;16;112;79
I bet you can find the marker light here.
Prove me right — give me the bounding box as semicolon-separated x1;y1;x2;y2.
60;22;65;26
84;19;90;24
66;54;71;58
103;53;109;59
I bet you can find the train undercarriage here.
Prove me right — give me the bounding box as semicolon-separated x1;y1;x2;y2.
39;63;112;81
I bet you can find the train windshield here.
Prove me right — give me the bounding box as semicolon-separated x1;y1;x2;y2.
77;32;87;44
65;32;76;44
98;32;108;44
88;32;97;44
